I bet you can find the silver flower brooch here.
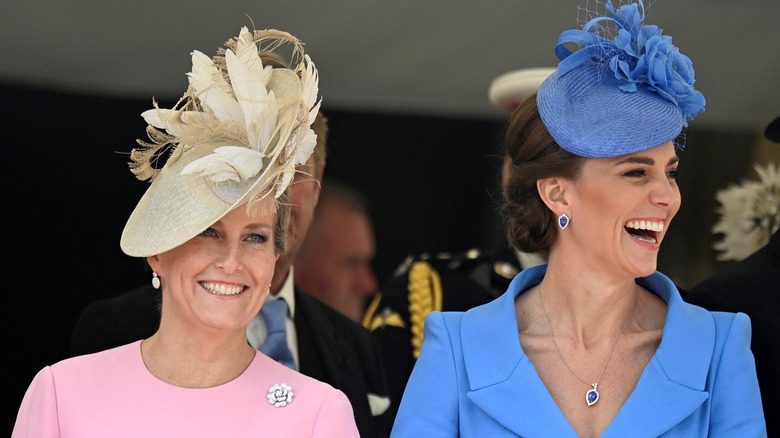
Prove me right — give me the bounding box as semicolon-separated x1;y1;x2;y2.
268;383;294;407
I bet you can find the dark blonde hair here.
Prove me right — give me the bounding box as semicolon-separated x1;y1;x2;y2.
503;94;585;254
273;190;292;255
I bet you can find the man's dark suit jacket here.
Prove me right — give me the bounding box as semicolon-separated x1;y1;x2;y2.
685;229;779;437
70;284;392;438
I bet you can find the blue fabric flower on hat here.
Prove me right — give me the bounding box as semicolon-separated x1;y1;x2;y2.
555;1;705;125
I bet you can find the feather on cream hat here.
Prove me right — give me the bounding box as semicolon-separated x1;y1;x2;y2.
121;27;320;257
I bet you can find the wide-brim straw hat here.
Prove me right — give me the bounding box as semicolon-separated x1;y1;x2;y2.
121;27;320;257
122;141;268;257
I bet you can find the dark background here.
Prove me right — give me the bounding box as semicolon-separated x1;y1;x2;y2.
2;82;769;435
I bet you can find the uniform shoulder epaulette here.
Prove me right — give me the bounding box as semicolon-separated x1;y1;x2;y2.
364;248;522;357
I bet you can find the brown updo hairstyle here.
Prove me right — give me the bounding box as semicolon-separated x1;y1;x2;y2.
502;93;585;254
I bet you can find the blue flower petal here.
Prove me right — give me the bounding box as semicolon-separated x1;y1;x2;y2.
552;0;705;120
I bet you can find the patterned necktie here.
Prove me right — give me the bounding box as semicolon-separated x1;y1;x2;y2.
258;299;296;370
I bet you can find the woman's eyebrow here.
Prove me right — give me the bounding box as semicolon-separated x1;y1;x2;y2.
612;156;679;166
614;156;655;166
244;223;274;232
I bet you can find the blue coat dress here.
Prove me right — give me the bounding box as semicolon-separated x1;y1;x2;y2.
391;265;766;437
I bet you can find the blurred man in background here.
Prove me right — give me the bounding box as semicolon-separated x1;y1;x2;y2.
295;182;379;323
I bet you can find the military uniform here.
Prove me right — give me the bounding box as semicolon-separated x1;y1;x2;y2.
364;243;543;420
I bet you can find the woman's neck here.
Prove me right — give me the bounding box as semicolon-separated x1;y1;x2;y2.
538;261;641;347
141;324;255;388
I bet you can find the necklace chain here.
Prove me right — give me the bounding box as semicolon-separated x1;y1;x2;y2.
538;283;637;389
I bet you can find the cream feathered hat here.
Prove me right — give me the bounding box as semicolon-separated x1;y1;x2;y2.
121;27;321;257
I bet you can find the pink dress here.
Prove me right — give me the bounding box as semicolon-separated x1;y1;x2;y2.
13;341;359;437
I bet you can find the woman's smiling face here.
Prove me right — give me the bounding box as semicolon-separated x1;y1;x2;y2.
149;199;278;334
563;141;681;278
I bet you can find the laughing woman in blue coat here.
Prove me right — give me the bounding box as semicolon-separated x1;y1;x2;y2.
390;2;766;437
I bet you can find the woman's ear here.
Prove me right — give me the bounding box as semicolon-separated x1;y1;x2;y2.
310;161;325;206
537;176;570;215
146;255;161;274
315;162;326;183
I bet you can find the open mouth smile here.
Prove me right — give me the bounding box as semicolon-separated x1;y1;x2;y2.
624;220;664;244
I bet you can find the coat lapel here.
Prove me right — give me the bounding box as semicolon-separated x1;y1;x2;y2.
603;274;714;437
460;266;714;437
294;288;352;382
462;266;581;437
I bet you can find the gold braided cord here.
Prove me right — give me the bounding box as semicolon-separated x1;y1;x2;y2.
364;290;407;332
408;261;443;358
362;292;384;329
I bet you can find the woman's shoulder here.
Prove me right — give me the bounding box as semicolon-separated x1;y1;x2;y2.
664;294;753;373
51;341;143;375
643;271;749;333
22;341;147;410
708;310;752;347
674;288;751;336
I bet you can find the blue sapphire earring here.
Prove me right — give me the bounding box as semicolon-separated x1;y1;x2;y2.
558;213;570;230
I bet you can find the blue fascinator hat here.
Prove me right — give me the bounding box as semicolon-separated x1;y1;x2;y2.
537;1;706;159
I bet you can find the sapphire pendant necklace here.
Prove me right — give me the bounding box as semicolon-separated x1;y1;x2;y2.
538;283;636;407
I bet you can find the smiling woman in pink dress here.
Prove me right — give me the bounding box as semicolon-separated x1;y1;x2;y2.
12;27;358;438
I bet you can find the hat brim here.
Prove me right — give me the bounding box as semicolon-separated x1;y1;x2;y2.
488;67;557;111
120;142;270;257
